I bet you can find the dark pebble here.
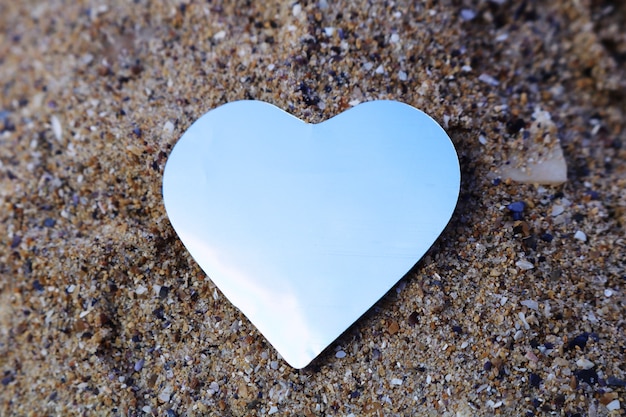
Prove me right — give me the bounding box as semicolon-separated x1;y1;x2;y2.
540;233;554;243
568;332;589;350
152;306;165;320
523;235;538;250
451;325;463;334
585;190;600;200
506;118;526;135
507;201;526;213
529;373;542;388
159;286;170;299
371;348;381;361
43;218;56;228
33;280;44;292
492;178;501;186
407;311;419;326
133;127;142;137
612;138;622;149
484;361;492;371
575;368;598;385
553;394;565;408
350;390;360;398
1;374;14;386
10;235;21;249
543;342;554;350
512;212;524;221
166;409;178;417
606;376;626;387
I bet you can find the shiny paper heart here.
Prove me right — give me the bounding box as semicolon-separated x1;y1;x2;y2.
162;100;460;368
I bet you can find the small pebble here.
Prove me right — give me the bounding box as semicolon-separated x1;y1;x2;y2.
335;350;346;359
607;376;626;387
268;405;278;415
606;400;620;411
507;201;525;212
207;381;219;395
529;373;542;388
568;333;589;350
43;218;56;228
516;260;534;270
478;73;499;86
551;205;565;216
460;9;477;21
576;358;595;370
158;385;173;403
163;121;175;134
520;299;539;310
574;230;587;242
134;359;145;372
575;368;598;385
390;378;402;386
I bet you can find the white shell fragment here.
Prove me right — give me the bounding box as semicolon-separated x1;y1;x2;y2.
499;107;568;185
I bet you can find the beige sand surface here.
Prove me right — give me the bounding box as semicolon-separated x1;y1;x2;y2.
1;0;624;415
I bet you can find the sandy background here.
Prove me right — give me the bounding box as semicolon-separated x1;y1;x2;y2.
1;0;625;415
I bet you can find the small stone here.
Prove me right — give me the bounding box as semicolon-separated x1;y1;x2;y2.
335;350;346;359
551;205;565;216
158;385;173;403
568;333;589;350
516;260;534;270
574;230;587;242
576;358;595;370
606;400;620;411
478;73;499;86
604;288;614;297
268;405;279;415
51;115;62;142
520;300;539;310
529;373;542;388
390;378;402;386
507;201;525;213
388;321;400;335
208;381;219;395
607;376;626;387
575;368;598;385
460;9;477;21
134;359;145;372
163;121;175;135
43;218;56;228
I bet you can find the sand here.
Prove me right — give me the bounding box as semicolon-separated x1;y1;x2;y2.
0;0;624;415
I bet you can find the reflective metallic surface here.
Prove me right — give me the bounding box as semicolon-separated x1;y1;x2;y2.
163;100;460;368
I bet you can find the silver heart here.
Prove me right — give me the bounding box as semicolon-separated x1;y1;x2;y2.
163;100;460;368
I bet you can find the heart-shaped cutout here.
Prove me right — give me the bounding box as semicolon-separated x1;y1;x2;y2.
163;100;460;368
